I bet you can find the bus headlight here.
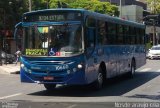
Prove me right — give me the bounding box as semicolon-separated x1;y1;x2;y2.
78;64;83;69
21;64;24;68
67;64;83;74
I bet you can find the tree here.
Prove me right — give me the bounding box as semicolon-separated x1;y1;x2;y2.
0;0;118;30
0;0;28;29
147;0;160;14
49;0;118;16
32;0;47;10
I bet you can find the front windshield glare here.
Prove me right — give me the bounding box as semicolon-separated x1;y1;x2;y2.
24;24;83;57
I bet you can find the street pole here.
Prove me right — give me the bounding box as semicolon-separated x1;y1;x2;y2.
153;20;156;45
28;0;32;12
120;0;122;18
3;9;7;65
0;8;3;65
153;0;156;45
0;33;1;65
47;0;49;9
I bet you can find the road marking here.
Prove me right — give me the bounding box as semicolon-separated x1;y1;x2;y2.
66;104;77;108
0;93;22;100
139;68;151;72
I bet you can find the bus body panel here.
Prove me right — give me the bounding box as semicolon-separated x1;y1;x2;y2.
15;8;146;88
20;68;86;85
93;45;146;78
20;45;146;84
20;55;88;85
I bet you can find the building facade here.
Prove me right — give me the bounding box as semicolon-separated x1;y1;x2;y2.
101;0;147;10
101;0;160;45
120;5;143;23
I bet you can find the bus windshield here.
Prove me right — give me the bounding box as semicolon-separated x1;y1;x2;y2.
23;24;83;57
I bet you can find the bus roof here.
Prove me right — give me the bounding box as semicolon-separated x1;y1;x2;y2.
23;8;145;29
83;10;145;29
23;8;85;15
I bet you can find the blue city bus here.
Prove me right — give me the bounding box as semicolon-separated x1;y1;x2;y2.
14;8;146;90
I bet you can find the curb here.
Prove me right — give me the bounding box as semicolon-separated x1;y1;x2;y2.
0;65;20;74
0;69;20;74
10;71;20;74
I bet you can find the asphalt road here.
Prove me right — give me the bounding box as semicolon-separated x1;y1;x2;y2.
0;59;160;108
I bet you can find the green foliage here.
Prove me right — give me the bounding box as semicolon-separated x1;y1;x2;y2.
50;0;61;8
147;0;160;14
0;0;118;31
32;0;47;10
0;0;28;29
49;0;118;15
146;42;152;50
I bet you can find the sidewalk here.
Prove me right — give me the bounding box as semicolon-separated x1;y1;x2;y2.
0;62;20;74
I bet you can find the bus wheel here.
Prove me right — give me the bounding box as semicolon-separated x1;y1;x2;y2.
129;60;135;78
92;71;103;90
44;84;56;91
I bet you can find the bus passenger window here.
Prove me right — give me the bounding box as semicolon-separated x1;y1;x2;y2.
139;29;145;44
86;28;95;47
98;20;107;45
135;28;142;44
117;24;124;44
85;16;96;28
107;23;116;44
85;16;96;48
130;27;136;44
124;26;130;44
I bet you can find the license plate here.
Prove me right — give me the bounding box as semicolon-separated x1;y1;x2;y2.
44;76;54;80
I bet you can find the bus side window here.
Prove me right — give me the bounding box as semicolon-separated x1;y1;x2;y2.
124;26;130;44
85;16;96;48
86;16;96;28
130;27;136;44
140;29;145;44
107;22;116;44
98;20;107;45
117;24;124;44
136;28;140;44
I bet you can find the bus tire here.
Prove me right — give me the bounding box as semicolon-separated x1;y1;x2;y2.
128;60;135;78
92;68;104;90
44;84;56;91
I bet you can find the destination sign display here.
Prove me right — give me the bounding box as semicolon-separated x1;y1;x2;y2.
23;11;82;22
38;15;64;21
26;49;48;56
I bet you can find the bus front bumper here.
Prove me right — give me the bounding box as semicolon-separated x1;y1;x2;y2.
20;69;87;85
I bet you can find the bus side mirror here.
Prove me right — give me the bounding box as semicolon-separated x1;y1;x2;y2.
14;22;22;39
15;22;22;28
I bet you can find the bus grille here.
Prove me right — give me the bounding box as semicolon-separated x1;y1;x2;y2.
33;70;66;75
29;61;71;65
